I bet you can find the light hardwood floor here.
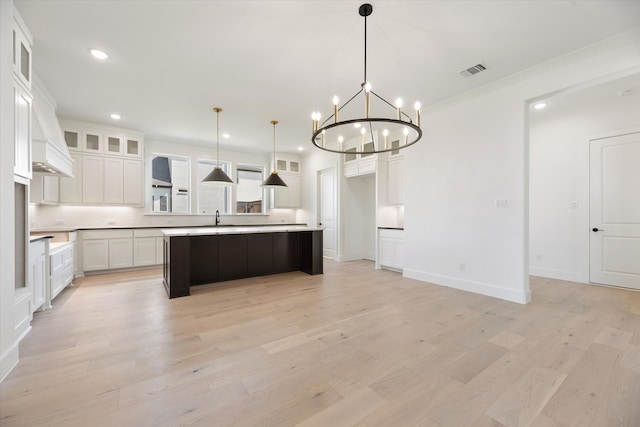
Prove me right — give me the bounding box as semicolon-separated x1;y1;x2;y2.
1;260;640;426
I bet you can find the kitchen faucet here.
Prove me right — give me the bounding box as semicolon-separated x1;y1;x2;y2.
215;210;220;226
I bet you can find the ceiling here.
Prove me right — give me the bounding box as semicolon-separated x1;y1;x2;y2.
15;0;640;154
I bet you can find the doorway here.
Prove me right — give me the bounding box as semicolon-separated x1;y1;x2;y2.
528;72;640;287
589;132;640;289
318;167;337;259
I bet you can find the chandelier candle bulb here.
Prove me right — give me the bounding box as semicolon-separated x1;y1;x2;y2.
383;129;389;150
403;127;409;145
333;97;339;123
396;98;403;120
361;127;366;150
415;102;421;127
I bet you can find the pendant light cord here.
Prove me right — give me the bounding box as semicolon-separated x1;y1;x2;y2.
271;120;278;173
213;107;222;167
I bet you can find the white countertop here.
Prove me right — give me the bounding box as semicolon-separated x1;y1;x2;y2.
162;225;322;237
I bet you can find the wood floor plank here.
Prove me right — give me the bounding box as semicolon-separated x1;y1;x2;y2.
2;263;640;426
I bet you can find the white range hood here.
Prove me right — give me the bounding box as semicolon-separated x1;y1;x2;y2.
31;76;73;177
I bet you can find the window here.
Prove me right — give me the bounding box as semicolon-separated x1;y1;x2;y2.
197;160;231;214
236;165;265;214
151;154;190;213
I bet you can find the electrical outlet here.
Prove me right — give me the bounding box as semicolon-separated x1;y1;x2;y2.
494;198;510;208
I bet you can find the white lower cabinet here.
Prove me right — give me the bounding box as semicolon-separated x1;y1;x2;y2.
50;242;74;301
82;229;133;271
82;239;109;271
133;229;164;267
29;239;47;312
82;229;162;273
378;228;404;271
109;238;133;269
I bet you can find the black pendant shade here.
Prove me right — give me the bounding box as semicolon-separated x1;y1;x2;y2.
262;171;288;188
262;120;288;188
203;166;233;184
202;107;234;185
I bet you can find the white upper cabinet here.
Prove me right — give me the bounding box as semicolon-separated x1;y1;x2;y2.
105;135;124;156
13;14;32;92
82;131;103;153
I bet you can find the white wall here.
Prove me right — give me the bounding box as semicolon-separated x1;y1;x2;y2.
403;33;640;304
1;0;18;381
529;85;640;282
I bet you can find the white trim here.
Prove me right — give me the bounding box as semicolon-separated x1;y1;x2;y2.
404;268;531;304
0;341;19;383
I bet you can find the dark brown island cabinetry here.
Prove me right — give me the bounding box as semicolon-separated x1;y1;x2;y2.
163;229;322;298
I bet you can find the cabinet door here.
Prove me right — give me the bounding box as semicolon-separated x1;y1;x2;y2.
124;138;142;158
82;155;104;203
104;157;124;204
82;132;103;153
134;237;156;267
123;160;143;205
105;135;124;156
109;238;133;268
13;24;32;90
83;239;109;271
388;159;403;205
14;85;32;179
59;154;82;203
380;238;395;267
394;240;404;269
64;130;81;151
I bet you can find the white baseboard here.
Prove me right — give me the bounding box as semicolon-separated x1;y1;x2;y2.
403;268;531;304
529;267;583;283
0;341;19;383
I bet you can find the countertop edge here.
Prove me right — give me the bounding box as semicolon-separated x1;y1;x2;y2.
31;223;309;233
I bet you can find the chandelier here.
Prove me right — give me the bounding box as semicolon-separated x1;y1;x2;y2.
311;3;422;154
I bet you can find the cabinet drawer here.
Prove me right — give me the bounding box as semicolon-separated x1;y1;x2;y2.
379;229;404;239
133;228;163;238
83;229;133;239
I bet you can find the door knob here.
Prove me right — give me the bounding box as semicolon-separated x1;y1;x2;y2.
592;227;604;232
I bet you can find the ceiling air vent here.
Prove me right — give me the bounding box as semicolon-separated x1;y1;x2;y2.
460;63;487;76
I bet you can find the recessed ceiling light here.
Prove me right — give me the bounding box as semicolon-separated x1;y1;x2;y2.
222;133;230;138
533;102;547;110
110;113;121;120
298;146;304;151
90;49;109;60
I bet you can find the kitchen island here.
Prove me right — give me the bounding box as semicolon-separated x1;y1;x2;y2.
162;225;323;298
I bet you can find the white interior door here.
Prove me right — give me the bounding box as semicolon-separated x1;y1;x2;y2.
319;167;337;259
590;132;640;289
